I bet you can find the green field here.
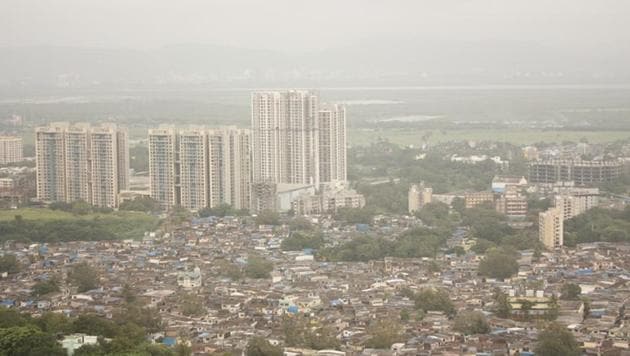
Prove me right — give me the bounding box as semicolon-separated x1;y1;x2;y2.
0;208;160;242
0;208;150;222
348;128;630;147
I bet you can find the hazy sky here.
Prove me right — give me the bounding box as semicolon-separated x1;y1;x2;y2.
1;0;629;51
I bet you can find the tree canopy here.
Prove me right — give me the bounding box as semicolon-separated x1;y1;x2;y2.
244;256;273;279
281;231;325;251
534;323;580;356
246;337;282;356
320;227;450;262
198;203;248;218
478;247;519;280
364;320;404;349
119;196;161;213
560;283;582;300
453;311;491;335
68;262;99;293
411;288;455;316
564;207;630;246
255;210;280;226
0;308;175;356
0;254;19;274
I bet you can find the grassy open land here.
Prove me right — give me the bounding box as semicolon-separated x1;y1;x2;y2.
0;208;160;242
348;128;630;147
0;208;157;222
0;208;83;221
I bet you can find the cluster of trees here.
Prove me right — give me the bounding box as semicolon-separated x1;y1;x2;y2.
288;216;313;231
355;182;407;215
0;324;65;355
560;283;582;300
463;205;541;253
401;287;455;316
0;254;19;274
534;323;581;356
599;172;630;195
215;256;274;280
478;247;520;280
564;207;630;246
347;142;508;214
246;337;282;356
31;276;61;297
281;232;325;251
0;288;182;356
254;210;280;226
333;207;376;224
0;211;159;243
198;203;248;218
364;320;404;349
30;263;107;298
244;256;274;279
49;200;114;215
215;259;244;281
180;293;205;317
492;289;512;318
119;196;161;213
403;289;493;338
282;316;340;350
68;263;100;292
415;202;455;229
319;227;449;262
453;311;490;335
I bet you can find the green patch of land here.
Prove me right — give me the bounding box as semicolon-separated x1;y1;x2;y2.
0;208;160;242
0;208;150;222
348;128;630;146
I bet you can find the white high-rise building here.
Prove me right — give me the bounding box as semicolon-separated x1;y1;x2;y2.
217;127;251;210
318;104;347;183
539;207;564;249
148;127;251;211
35;122;129;208
251;90;351;213
0;136;23;164
148;127;178;210
36;125;67;202
116;130;130;192
553;187;599;221
64;124;91;203
90;124;127;208
408;183;433;214
178;128;209;210
251;90;320;186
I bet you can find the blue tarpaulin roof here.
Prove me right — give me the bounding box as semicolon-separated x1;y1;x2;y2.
162;337;177;346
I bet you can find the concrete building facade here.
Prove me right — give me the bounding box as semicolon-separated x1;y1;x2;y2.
464;191;495;209
251;90;320;186
251;90;351;213
408;183;433;214
0;136;23;164
318;104;347;183
36;122;129;208
529;159;622;186
178;128;209;210
539;207;564;249
149;127;178;210
554;187;599;221
149;127;251;211
495;185;528;218
90;124;127;208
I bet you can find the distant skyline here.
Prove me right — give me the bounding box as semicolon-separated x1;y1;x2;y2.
1;0;629;52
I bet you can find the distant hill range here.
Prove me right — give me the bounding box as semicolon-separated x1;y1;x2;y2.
1;39;629;89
